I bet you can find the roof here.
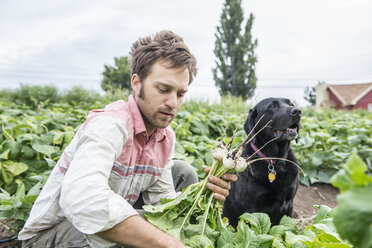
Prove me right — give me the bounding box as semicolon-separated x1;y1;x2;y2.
327;82;372;106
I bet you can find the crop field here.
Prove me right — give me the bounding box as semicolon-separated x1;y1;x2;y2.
0;88;371;247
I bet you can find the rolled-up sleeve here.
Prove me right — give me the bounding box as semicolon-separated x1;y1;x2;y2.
60;115;138;235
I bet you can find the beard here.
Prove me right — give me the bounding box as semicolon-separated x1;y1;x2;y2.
136;84;175;131
139;84;145;100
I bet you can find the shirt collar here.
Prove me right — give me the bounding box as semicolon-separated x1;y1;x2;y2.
128;94;167;142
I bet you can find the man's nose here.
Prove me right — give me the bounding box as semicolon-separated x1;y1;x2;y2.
165;93;178;109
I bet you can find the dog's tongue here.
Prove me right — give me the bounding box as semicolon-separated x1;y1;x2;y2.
275;130;283;135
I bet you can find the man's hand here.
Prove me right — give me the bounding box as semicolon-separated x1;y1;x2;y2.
204;167;238;202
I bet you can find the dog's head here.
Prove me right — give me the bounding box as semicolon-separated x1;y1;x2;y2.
244;98;301;142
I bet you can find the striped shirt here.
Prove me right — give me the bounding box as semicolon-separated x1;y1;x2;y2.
18;95;177;248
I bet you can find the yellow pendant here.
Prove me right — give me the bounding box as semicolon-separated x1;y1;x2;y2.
268;172;276;183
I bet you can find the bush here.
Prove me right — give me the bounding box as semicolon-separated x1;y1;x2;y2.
0;84;60;108
61;86;103;106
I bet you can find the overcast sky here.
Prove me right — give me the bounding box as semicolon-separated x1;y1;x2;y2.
1;0;372;107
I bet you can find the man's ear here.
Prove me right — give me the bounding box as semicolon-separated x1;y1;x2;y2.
244;107;257;136
131;74;141;93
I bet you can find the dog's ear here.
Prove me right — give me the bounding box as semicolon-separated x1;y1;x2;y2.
244;107;257;135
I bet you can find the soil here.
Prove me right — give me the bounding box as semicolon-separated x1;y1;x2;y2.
0;183;339;247
293;183;339;228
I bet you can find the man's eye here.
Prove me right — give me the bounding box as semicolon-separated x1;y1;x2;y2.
178;93;185;98
158;88;168;93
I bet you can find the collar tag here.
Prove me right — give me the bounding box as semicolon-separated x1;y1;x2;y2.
268;163;276;183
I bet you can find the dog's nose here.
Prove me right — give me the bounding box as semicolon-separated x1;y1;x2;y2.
290;108;301;116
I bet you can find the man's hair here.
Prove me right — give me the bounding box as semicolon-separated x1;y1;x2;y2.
129;30;198;84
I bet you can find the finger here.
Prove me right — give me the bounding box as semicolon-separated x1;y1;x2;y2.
221;173;238;183
208;176;231;191
204;166;211;174
206;182;229;199
211;192;226;202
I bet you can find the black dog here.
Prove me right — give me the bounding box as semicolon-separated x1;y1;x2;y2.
223;97;301;228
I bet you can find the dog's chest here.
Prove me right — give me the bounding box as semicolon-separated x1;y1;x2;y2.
249;160;297;186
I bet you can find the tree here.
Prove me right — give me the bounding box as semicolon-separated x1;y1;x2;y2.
304;86;316;106
212;0;258;100
304;81;323;106
101;56;131;92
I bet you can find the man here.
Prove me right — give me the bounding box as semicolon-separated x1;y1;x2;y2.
18;30;237;248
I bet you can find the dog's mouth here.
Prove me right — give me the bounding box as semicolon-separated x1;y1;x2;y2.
274;123;299;140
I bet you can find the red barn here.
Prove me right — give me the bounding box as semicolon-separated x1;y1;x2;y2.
316;82;372;110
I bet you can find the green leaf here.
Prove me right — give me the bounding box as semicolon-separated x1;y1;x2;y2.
313;205;333;224
269;225;286;239
250;234;275;248
16;133;38;144
317;171;331;184
31;144;58;158
15;179;25;199
184;234;214;248
279;215;296;230
53;132;64;145
204;152;213;166
271;238;286;248
331;152;372;192
303;236;351;248
309;223;341;242
44;158;56;168
285;230;315;247
217;227;234;247
27;182;43;196
0;204;12;211
0;149;10;160
1;167;14;185
0;210;13;219
21;145;36;159
333;184;372;248
63;131;75;145
239;212;271;235
233;221;255;247
311;156;323;167
3;161;28;176
9;141;21;160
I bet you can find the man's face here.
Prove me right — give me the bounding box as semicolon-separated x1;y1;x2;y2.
132;61;189;135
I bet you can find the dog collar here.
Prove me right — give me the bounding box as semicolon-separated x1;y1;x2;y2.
250;142;276;165
250;142;277;183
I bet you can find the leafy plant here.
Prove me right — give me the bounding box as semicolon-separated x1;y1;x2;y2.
331;152;372;248
292;108;372;186
144;136;250;243
0;178;45;232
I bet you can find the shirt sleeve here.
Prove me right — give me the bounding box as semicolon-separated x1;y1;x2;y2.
59;115;138;235
141;139;179;205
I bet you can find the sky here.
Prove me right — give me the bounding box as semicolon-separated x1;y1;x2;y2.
1;0;372;107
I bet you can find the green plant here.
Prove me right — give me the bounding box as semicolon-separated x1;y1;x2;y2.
144;136;250;243
292;108;372;186
331;152;372;248
61;86;103;106
0;177;45;232
0;84;60;108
